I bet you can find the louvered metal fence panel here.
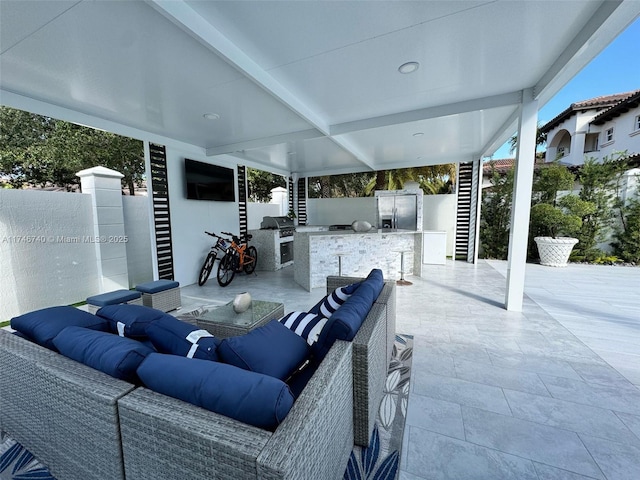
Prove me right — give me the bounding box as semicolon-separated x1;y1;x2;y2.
148;143;175;280
237;165;248;239
297;177;307;225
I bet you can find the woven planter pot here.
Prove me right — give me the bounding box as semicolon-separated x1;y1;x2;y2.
534;236;578;267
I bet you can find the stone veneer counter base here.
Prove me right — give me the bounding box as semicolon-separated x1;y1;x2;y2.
294;230;422;290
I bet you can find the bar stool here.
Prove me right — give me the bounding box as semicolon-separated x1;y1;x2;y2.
394;250;413;286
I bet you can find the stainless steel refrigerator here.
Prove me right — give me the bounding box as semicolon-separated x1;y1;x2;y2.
376;193;418;230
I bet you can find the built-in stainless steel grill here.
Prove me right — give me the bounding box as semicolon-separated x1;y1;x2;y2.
260;216;296;237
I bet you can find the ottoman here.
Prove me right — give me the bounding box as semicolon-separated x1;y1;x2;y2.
136;280;181;312
86;289;143;314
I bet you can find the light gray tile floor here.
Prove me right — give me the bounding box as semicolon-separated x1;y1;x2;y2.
179;259;640;480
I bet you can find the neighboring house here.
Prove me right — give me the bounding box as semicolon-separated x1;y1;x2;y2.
481;156;546;189
541;89;640;165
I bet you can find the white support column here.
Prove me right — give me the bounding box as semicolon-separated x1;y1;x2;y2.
505;89;538;311
77;166;130;292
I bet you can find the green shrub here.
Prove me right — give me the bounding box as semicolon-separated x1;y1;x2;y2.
612;196;640;263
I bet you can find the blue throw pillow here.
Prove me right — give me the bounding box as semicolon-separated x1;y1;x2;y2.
279;311;328;347
309;282;361;319
313;269;384;360
97;304;166;338
146;315;219;362
11;306;109;351
53;326;154;382
217;320;310;381
137;353;294;430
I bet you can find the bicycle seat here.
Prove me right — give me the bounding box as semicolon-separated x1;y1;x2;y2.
245;234;253;241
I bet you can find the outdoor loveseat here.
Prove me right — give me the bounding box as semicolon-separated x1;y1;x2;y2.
0;271;395;480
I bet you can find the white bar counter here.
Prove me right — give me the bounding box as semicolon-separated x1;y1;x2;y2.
293;229;422;291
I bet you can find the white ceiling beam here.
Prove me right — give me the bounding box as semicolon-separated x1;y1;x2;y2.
479;107;521;158
224;152;290;178
206;129;322;156
533;0;624;102
330;91;523;136
147;0;330;134
148;1;378;174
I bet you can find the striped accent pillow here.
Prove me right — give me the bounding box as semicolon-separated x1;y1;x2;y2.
317;282;361;319
278;311;328;346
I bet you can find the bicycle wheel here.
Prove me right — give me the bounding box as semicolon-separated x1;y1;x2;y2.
198;251;217;286
243;246;258;274
217;252;236;287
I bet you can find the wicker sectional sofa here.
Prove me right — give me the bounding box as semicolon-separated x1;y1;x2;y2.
0;274;395;480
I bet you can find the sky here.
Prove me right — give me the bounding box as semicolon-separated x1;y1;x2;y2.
489;16;640;159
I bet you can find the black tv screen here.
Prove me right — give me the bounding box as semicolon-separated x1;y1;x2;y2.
185;159;235;202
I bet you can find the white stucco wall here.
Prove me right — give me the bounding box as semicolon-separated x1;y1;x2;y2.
122;195;154;286
247;202;281;230
164;149;241;286
597;105;640;161
422;194;457;257
546;106;640;165
0;189;100;319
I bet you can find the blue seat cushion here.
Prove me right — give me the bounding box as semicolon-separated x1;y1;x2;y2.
10;306;109;351
97;304;166;338
309;282;361;319
135;280;180;294
87;289;141;307
137;353;294;430
53;326;154;382
217;320;310;381
313;269;384;360
145;315;219;362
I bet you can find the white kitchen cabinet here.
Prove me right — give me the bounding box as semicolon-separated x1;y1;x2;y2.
422;231;447;265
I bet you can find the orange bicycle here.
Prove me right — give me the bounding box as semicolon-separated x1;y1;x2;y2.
216;231;258;287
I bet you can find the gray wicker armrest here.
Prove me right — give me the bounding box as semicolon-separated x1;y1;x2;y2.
257;340;353;480
375;281;397;363
352;302;388;447
327;275;364;294
118;341;354;480
0;330;134;480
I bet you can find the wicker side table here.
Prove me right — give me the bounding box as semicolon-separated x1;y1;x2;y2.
195;300;284;338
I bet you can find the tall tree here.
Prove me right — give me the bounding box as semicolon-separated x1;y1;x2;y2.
0;106;144;193
246;167;286;202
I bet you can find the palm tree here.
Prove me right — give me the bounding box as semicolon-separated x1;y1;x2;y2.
508;123;547;154
365;164;456;195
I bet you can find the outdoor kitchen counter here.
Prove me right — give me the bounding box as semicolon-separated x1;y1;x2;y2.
293;229;423;291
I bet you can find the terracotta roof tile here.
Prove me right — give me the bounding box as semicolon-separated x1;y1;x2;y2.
540;89;640;133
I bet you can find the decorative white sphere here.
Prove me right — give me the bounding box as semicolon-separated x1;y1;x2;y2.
351;220;372;232
233;292;252;313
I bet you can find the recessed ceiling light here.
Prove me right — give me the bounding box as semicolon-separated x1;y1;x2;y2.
413;132;424;137
398;61;419;74
203;113;220;120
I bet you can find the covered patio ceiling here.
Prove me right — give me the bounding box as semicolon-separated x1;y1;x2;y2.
2;1;639;178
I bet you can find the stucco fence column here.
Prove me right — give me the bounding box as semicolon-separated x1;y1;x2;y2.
77;166;130;292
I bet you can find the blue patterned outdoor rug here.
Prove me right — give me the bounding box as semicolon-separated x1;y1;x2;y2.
344;334;413;480
0;431;54;480
0;334;412;480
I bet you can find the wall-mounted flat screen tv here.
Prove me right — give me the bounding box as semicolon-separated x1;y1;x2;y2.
185;158;235;202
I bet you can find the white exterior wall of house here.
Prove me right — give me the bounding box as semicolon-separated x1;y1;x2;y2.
595;104;640;161
545;105;640;165
545;109;600;165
